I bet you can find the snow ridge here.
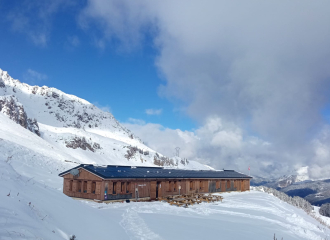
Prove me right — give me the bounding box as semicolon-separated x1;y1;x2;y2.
0;68;210;170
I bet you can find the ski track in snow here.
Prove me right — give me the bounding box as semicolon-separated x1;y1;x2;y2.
120;206;163;240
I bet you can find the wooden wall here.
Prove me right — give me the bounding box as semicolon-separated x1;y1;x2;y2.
61;169;251;201
62;169;103;200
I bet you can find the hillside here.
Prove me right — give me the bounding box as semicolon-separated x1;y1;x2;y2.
0;68;208;173
280;180;330;206
251;169;330;206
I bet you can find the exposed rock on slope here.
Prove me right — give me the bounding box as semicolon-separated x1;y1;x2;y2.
0;95;40;136
0;78;4;88
65;136;101;152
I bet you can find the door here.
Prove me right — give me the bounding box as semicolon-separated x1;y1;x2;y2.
156;182;159;198
150;181;157;200
221;180;226;192
209;180;216;193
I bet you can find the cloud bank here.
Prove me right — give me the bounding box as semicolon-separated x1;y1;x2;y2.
125;117;290;177
81;0;330;178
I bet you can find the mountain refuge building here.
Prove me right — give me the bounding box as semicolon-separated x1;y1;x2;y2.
59;164;252;201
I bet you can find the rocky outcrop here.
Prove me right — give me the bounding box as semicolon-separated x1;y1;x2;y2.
123;145;178;166
180;158;189;166
65;137;101;152
0;95;40;136
124;146;147;160
153;153;177;166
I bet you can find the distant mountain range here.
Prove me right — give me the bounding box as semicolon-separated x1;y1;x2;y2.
251;169;330;206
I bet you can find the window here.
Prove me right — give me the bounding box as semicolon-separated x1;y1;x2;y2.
83;181;87;193
113;182;117;194
69;180;73;191
121;182;125;193
78;181;82;192
92;182;96;194
190;181;193;190
174;181;177;191
168;181;171;192
200;181;202;190
126;182;130;193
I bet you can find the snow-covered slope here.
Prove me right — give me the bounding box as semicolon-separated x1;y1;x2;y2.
1;158;329;240
0;155;127;239
0;68;209;170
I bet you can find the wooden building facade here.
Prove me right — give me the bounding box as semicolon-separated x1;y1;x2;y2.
59;165;252;201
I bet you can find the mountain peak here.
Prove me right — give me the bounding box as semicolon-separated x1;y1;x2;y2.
0;68;208;170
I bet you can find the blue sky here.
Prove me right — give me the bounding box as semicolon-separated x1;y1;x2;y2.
1;0;330;177
0;0;196;131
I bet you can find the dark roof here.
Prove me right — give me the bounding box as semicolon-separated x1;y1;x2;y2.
59;164;252;179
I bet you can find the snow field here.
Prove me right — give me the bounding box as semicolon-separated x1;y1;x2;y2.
1;148;330;240
82;191;330;240
0;159;126;240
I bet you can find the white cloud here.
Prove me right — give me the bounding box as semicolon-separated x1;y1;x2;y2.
309;126;330;179
23;69;48;85
124;116;291;177
93;102;111;113
145;108;162;115
78;0;154;51
81;0;330;177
